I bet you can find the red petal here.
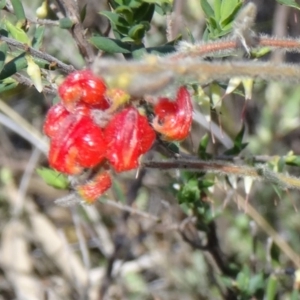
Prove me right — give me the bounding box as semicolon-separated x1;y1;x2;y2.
49;115;106;174
154;98;177;118
58;70;109;112
77;171;112;204
43;103;70;138
137;113;156;153
153;87;193;141
104;107;155;172
74;118;106;168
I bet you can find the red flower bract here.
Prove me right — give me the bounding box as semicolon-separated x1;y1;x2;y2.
104;107;155;172
76;171;112;204
43;103;70;138
153;86;193;141
49;114;106;174
58;70;110;112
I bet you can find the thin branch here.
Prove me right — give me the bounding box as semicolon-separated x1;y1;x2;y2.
271;3;290;62
168;35;300;60
233;193;300;268
142;159;300;191
91;198;160;222
99;169;148;297
56;0;95;64
93;58;300;97
0;35;76;74
12;73;57;95
0;99;48;154
27;18;60;26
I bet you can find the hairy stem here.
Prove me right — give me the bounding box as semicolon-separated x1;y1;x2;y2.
142;159;300;191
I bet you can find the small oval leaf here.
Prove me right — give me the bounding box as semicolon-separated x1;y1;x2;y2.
0;41;8;72
32;25;45;49
5;20;31;45
26;55;43;92
37;168;69;190
0;77;18;93
59;17;74;29
11;0;26;22
89;36;131;53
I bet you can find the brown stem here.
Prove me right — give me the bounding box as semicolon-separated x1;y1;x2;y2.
56;0;95;64
0;35;75;74
142;159;300;191
12;73;57;95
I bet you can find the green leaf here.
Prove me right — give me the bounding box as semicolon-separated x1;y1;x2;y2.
270;241;281;265
154;3;172;15
233;124;247;146
220;0;239;24
0;53;27;79
236;267;250;292
198;179;214;189
0;41;8;72
5;20;31;44
200;0;214;18
100;11;129;28
89;36;131;53
210;82;222;108
0;77;18;93
248;273;264;295
0;52;49;78
101;10;130;38
26;54;43;92
11;0;26;23
213;0;222;21
224;124;248;155
128;22;150;41
128;0;141;9
198;134;211;159
265;275;278;300
32;25;45;49
59;17;74;29
132;3;155;23
0;0;6;10
111;180;126;203
277;156;285;172
158;141;179;155
80;4;87;23
108;0;121;9
285;155;300;167
178;178;200;204
276;0;300;10
115;5;134;23
132;45;175;58
143;0;171;4
220;1;243;27
143;0;172;15
250;47;271;58
37;168;69;190
272;184;283;200
121;36;135;42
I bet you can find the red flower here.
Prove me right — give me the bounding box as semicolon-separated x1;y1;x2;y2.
104;107;155;172
153;86;193;141
49;114;106;174
76;171;112;204
43;103;70;138
58;70;110;112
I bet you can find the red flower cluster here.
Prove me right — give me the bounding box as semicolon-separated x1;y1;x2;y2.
44;70;193;204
